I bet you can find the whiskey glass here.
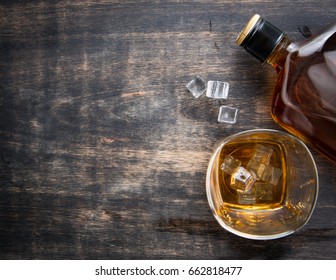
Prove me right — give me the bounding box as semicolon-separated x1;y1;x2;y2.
206;129;319;240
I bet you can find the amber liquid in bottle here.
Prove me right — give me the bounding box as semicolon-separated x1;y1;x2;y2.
271;33;336;162
237;15;336;163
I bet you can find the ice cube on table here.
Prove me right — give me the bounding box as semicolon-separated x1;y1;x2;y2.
206;81;229;99
230;167;256;194
217;106;238;124
261;165;282;185
220;155;241;175
255;182;274;201
186;76;207;98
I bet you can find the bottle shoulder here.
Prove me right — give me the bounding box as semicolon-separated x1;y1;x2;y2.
291;23;336;57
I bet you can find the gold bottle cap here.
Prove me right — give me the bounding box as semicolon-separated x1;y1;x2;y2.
236;14;261;46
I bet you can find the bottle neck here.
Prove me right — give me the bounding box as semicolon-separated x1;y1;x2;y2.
265;35;292;69
236;15;290;66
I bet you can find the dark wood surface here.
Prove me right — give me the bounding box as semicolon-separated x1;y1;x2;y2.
0;0;335;260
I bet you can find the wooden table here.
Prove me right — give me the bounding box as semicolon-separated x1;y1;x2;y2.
0;0;335;259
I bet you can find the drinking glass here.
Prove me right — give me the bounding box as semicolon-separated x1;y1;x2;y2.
206;129;319;240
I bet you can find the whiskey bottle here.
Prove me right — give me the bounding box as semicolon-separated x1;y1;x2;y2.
236;14;336;163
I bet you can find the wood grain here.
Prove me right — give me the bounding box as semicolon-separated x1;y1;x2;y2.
0;0;335;259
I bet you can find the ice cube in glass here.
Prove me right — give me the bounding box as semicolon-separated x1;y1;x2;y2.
230;167;256;194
